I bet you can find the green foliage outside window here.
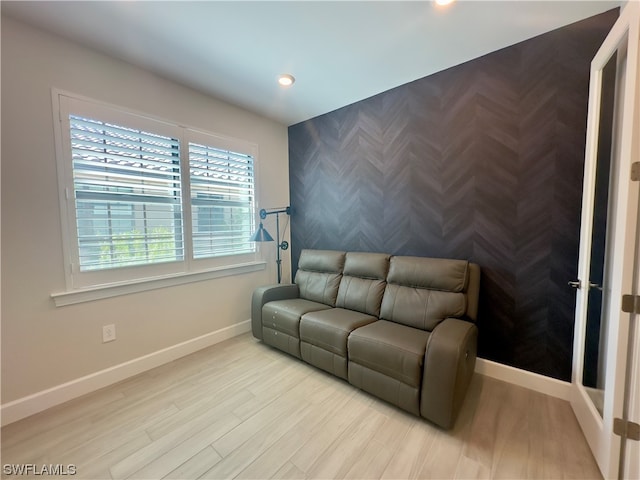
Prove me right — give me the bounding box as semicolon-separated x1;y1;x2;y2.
99;227;177;267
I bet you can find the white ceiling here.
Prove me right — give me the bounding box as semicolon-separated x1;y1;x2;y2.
2;1;620;126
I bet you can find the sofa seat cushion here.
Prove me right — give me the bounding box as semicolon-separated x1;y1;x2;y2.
347;320;430;388
262;299;331;337
300;308;378;356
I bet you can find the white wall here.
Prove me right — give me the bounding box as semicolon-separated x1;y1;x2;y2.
0;16;290;407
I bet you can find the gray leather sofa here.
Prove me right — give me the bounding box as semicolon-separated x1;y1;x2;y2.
251;249;480;429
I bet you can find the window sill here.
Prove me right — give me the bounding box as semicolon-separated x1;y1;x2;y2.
51;261;266;307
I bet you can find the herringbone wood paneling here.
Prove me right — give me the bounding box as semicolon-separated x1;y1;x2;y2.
288;10;618;381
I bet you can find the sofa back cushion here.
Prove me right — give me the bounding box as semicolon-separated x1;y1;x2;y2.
336;252;390;316
295;249;345;306
380;256;468;331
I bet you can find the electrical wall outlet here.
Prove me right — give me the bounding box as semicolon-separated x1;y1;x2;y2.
102;324;116;343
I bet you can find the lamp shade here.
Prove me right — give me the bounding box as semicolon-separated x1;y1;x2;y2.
249;222;274;242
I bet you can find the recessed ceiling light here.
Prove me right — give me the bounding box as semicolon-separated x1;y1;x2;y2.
278;74;295;87
434;0;455;5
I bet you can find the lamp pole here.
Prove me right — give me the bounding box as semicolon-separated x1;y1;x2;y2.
259;207;290;283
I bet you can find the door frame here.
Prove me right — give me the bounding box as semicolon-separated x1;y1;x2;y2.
570;2;640;479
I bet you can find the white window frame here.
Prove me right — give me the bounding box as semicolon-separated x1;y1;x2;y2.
51;90;264;305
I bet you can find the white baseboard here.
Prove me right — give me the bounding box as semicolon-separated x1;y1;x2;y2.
2;327;571;427
475;357;571;401
0;320;251;426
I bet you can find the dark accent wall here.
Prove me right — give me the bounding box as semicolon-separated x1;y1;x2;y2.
287;9;617;381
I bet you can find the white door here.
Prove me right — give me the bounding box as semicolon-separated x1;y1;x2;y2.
571;2;640;479
624;251;640;478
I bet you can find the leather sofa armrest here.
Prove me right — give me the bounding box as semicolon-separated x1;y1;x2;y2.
251;284;300;340
420;318;478;429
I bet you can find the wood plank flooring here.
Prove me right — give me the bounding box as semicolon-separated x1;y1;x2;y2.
1;333;602;479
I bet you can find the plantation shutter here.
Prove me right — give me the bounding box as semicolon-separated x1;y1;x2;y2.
189;142;255;258
70;115;184;271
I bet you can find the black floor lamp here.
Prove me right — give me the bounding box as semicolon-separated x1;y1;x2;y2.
249;206;290;283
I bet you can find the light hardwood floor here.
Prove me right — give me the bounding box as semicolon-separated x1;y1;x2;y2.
1;333;602;479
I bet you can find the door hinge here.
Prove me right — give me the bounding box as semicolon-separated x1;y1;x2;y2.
614;418;640;441
631;162;640;181
622;294;640;314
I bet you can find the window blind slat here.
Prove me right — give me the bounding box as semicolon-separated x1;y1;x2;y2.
74;179;182;198
189;160;253;174
72;153;181;173
72;144;178;164
190;174;253;185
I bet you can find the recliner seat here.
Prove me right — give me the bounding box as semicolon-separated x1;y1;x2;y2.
256;249;344;358
300;252;389;379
